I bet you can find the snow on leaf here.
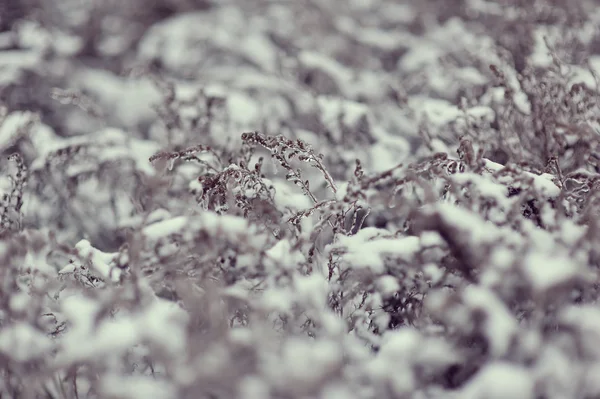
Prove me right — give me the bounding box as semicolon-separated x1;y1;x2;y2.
0;322;53;362
73;239;121;282
460;362;534;399
101;375;175;399
462;285;518;357
0;111;38;151
523;252;580;293
142;216;188;241
330;228;420;272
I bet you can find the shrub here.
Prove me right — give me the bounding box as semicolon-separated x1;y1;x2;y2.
1;0;600;398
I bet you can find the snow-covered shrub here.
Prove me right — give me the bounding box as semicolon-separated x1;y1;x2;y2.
2;0;600;398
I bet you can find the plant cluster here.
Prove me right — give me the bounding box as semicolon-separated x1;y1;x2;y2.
1;0;600;398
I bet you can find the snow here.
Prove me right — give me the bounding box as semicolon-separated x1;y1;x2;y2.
435;203;503;243
482;159;561;198
269;178;313;210
240;34;278;72
0;322;53;361
29;126;161;176
299;51;354;87
238;376;271;399
274;338;343;387
583;363;600;398
451;173;514;210
456;67;489;86
560;305;600;341
227;92;261;127
379;3;417;24
409;97;462;127
315;96;373;142
380;329;421;358
16;21;51;50
330;228;420;272
142;216;188;241
71;239;121;281
523;252;579;292
335;17;415;51
0;50;41;70
367;329;457;396
401;42;443;72
198;211;251;239
512;91;532;115
560;220;586;246
23;245;55;275
423;263;445;285
260;287;294;313
57;294;186;364
465;105;495;121
266;239;305;269
294;274;329;309
0;110;38;151
460;363;534;399
3;1;600;398
74;70;161;128
320;384;358;399
530;27;554;68
101;375;175;399
376;275;400;296
317;96;370;127
524;171;561;198
97;136;161;175
462;286;518;357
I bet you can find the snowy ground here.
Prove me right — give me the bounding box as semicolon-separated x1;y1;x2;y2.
1;0;600;398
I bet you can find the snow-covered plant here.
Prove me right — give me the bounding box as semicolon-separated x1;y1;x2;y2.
2;0;600;398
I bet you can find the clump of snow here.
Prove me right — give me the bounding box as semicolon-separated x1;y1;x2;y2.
143;216;188;241
329;228;420;272
460;363;534;399
0;323;53;361
66;239;122;282
462;285;518;357
101;375;175;399
0;111;39;151
523;252;580;292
